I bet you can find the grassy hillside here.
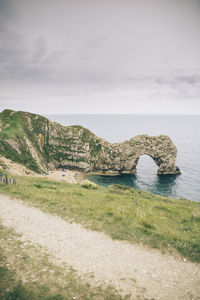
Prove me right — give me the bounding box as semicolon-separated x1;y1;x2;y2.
0;110;47;172
0;171;200;262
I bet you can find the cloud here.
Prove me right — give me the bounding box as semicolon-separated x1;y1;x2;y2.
0;0;200;114
32;36;47;64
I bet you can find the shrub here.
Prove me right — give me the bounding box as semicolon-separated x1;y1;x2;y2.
81;180;97;189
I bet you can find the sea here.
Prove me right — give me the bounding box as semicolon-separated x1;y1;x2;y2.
46;115;200;202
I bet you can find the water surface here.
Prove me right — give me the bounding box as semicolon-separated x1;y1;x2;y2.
46;115;200;202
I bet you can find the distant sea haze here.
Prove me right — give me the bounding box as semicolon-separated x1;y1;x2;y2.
46;115;200;202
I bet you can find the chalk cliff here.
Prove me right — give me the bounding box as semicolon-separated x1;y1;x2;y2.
0;110;181;175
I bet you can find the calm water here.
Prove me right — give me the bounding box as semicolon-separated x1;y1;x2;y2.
46;115;200;202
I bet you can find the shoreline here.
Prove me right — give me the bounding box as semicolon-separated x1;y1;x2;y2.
37;169;85;184
0;156;85;184
0;155;198;202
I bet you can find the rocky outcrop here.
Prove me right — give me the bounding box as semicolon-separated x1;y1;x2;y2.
0;109;181;175
109;135;181;175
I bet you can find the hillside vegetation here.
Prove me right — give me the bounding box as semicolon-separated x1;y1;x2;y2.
0;109;99;173
0;171;199;262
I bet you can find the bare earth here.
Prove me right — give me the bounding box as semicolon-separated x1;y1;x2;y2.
0;156;35;176
0;155;83;183
38;170;84;183
0;195;200;300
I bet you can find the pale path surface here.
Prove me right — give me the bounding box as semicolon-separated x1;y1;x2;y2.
0;195;200;300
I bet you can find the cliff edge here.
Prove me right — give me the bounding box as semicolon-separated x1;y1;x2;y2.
0;109;181;175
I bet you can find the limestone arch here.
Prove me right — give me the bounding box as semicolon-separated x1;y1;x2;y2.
117;135;181;175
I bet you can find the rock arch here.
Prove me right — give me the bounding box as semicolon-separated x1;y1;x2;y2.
133;135;181;175
94;135;181;175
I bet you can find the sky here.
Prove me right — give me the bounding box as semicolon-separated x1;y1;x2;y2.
0;0;200;114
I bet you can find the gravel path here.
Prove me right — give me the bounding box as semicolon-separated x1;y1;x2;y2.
0;195;199;300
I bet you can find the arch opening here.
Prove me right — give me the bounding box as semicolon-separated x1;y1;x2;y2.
136;155;158;183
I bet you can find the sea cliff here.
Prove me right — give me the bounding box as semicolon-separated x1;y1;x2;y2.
0;109;181;175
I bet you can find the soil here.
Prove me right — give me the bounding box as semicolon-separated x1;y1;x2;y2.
0;156;84;183
38;170;84;184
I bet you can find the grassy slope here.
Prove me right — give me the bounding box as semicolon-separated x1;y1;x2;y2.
0;110;44;172
0;171;200;262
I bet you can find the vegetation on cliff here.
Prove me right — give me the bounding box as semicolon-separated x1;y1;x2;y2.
0;110;42;172
0;109;108;173
0;109;180;175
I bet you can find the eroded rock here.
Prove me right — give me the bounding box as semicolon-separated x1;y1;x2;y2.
0;109;181;175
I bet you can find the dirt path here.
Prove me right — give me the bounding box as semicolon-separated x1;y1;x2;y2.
0;195;199;300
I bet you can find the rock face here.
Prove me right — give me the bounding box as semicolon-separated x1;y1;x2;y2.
0;109;181;175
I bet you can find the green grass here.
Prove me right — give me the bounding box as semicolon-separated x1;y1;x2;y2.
0;222;128;300
0;110;45;173
0;171;200;262
0;110;24;138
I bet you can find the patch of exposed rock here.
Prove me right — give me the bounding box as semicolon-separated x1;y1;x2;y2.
0;109;181;175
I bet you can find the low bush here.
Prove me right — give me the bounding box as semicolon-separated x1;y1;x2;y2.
81;180;97;189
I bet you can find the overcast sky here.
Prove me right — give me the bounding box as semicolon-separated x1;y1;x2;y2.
0;0;200;114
